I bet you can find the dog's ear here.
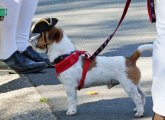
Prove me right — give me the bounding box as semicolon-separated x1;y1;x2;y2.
48;28;63;43
31;17;58;33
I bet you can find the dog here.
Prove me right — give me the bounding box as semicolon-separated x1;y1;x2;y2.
30;25;152;117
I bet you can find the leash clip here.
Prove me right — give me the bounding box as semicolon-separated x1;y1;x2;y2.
84;51;91;59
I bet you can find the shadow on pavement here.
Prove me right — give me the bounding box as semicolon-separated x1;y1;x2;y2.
102;42;153;57
0;75;32;93
0;69;59;94
54;96;153;120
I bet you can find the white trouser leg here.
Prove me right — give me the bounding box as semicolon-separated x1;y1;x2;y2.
0;0;21;59
152;0;165;116
16;0;38;51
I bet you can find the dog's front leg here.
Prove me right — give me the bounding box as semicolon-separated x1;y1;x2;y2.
64;85;77;116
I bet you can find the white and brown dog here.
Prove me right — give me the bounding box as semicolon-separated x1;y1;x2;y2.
31;23;152;117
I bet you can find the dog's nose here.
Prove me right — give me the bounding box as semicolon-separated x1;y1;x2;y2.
30;33;40;41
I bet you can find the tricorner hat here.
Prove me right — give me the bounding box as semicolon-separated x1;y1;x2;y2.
31;17;58;33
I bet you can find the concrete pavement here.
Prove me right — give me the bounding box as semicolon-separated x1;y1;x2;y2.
0;73;57;120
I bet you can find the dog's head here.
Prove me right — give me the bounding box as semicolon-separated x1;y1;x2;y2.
30;18;63;53
32;27;63;51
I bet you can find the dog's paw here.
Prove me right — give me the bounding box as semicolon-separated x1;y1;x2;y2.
107;79;120;89
135;108;144;117
133;107;137;112
66;108;77;116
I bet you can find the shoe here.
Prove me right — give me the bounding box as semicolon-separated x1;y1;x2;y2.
2;51;47;74
22;46;52;67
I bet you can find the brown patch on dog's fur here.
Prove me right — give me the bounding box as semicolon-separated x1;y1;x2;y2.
48;27;63;43
126;50;141;85
35;32;47;49
126;63;141;85
36;27;63;49
82;57;97;71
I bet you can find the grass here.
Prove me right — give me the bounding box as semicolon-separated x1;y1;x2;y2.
39;97;49;103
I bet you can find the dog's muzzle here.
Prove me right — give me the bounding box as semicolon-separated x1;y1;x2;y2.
29;34;40;48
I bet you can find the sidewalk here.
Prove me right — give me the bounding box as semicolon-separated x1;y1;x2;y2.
0;72;57;120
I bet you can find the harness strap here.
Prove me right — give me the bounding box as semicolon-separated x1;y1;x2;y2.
55;51;87;76
42;32;48;54
78;58;92;90
54;50;92;90
52;51;75;64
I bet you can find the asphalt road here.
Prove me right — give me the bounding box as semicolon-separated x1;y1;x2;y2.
27;0;155;120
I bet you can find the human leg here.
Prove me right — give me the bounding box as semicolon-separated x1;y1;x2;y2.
16;0;38;51
16;0;51;66
0;0;21;59
0;0;47;73
152;0;165;118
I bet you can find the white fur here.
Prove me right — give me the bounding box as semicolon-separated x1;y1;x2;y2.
34;31;153;117
48;34;76;63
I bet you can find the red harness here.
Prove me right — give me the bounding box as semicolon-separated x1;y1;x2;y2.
54;51;92;90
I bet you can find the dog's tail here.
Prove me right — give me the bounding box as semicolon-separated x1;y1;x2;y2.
127;44;153;65
137;44;153;54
